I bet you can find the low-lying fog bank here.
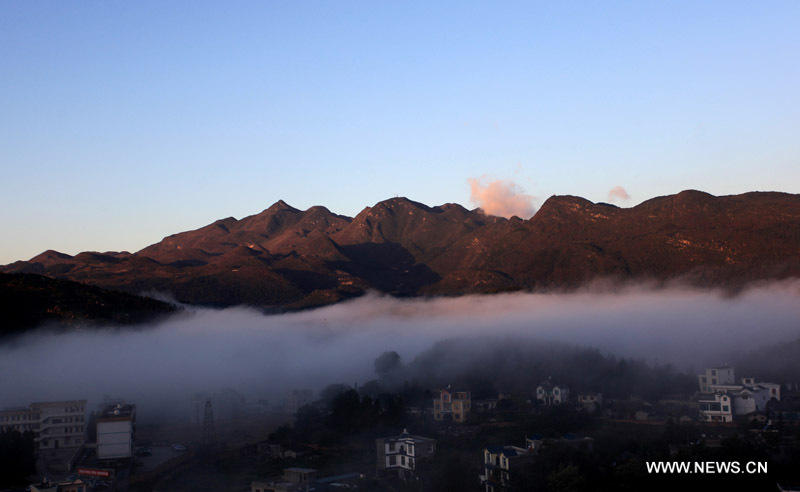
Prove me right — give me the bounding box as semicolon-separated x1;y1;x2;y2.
1;282;799;419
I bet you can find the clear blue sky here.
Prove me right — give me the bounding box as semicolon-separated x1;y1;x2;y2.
2;1;799;264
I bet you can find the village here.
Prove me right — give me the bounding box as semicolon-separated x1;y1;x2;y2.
1;363;799;492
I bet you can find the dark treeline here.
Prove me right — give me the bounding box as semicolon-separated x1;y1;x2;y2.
0;429;36;487
375;336;697;402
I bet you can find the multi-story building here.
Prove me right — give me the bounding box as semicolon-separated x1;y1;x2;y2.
697;366;736;393
697;366;781;421
480;445;536;492
698;393;734;423
97;402;136;461
433;388;471;423
536;378;569;406
0;400;87;450
376;429;435;480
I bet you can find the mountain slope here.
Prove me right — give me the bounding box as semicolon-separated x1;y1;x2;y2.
0;272;178;336
4;190;800;308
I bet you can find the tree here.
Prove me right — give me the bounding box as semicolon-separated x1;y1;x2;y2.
374;351;402;378
0;429;36;487
547;464;586;492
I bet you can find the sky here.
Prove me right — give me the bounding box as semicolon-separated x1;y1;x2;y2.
1;1;799;264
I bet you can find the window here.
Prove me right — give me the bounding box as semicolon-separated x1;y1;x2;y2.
554;389;559;395
389;442;395;452
389;455;396;466
701;377;707;383
401;456;406;466
711;370;716;376
722;406;729;412
711;379;717;384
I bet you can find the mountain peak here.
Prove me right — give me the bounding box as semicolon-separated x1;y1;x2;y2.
30;250;73;262
374;197;432;211
533;195;596;218
266;199;299;212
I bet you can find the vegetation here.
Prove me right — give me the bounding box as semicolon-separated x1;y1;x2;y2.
0;429;36;487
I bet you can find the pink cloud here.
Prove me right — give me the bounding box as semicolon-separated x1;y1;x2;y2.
608;186;631;202
468;177;537;219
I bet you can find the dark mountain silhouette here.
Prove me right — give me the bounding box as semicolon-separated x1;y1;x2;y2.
0;272;178;337
4;190;800;309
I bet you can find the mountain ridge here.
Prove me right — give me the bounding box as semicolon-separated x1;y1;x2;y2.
4;190;800;309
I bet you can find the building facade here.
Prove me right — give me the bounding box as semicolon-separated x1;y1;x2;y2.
0;400;87;450
433;389;471;423
698;393;734;423
697;366;736;393
577;393;603;412
97;402;136;461
376;429;435;480
480;445;536;492
536;379;569;406
697;366;781;421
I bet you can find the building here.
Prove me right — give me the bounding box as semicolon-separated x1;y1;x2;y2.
376;429;435;480
696;366;781;421
525;433;594;452
759;382;782;401
252;469;363;492
29;478;86;492
252;468;318;492
698;393;734;423
96;402;136;460
536;378;569;406
698;366;736;393
0;400;87;450
433;388;471;423
577;393;603;412
480;445;536;492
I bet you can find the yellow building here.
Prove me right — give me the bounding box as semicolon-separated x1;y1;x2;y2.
433;389;471;423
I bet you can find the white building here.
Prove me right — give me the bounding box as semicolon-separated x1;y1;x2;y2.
732;386;772;415
0;400;87;450
97;402;136;461
758;382;781;401
376;429;435;480
698;393;734;423
698;366;736;393
697;366;781;421
536;378;569;406
480;445;536;492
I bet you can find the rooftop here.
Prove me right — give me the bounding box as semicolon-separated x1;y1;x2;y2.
98;402;135;419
